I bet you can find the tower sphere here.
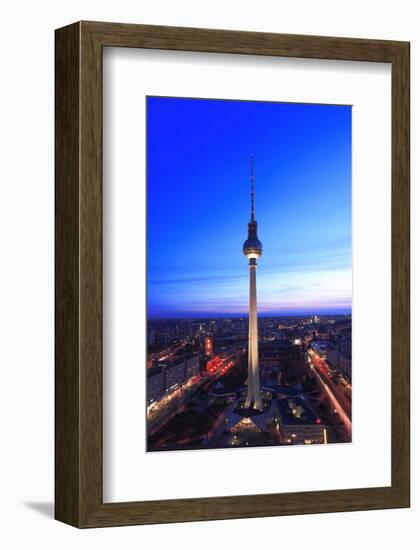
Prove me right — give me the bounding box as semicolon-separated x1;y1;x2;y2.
243;235;263;259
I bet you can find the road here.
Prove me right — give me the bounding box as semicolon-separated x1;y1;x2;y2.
307;349;352;440
307;349;352;418
147;355;237;437
147;374;208;436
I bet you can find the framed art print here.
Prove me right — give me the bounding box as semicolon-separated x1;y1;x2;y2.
55;21;410;527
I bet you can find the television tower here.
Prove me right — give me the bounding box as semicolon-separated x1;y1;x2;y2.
243;156;263;411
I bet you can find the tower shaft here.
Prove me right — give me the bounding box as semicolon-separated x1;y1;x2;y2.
245;259;262;410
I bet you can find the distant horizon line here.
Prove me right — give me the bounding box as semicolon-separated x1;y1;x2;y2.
148;311;352;320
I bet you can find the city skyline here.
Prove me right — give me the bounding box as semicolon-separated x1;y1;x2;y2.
147;96;352;318
147;314;352;451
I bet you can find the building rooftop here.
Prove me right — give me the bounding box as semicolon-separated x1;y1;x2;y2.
276;397;320;426
148;365;164;377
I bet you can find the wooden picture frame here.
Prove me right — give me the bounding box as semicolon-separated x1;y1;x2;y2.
55;21;410;528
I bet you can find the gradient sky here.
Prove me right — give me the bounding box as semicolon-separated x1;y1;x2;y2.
147;96;352;318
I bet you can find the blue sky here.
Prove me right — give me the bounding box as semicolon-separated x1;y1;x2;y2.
147;96;351;318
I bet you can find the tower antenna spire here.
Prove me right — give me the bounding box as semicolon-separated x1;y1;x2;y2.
251;155;255;221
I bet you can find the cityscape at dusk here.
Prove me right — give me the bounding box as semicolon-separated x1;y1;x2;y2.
146;96;352;452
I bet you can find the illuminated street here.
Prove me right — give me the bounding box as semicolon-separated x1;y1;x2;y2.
147;355;238;438
147;374;208;436
307;349;352;440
